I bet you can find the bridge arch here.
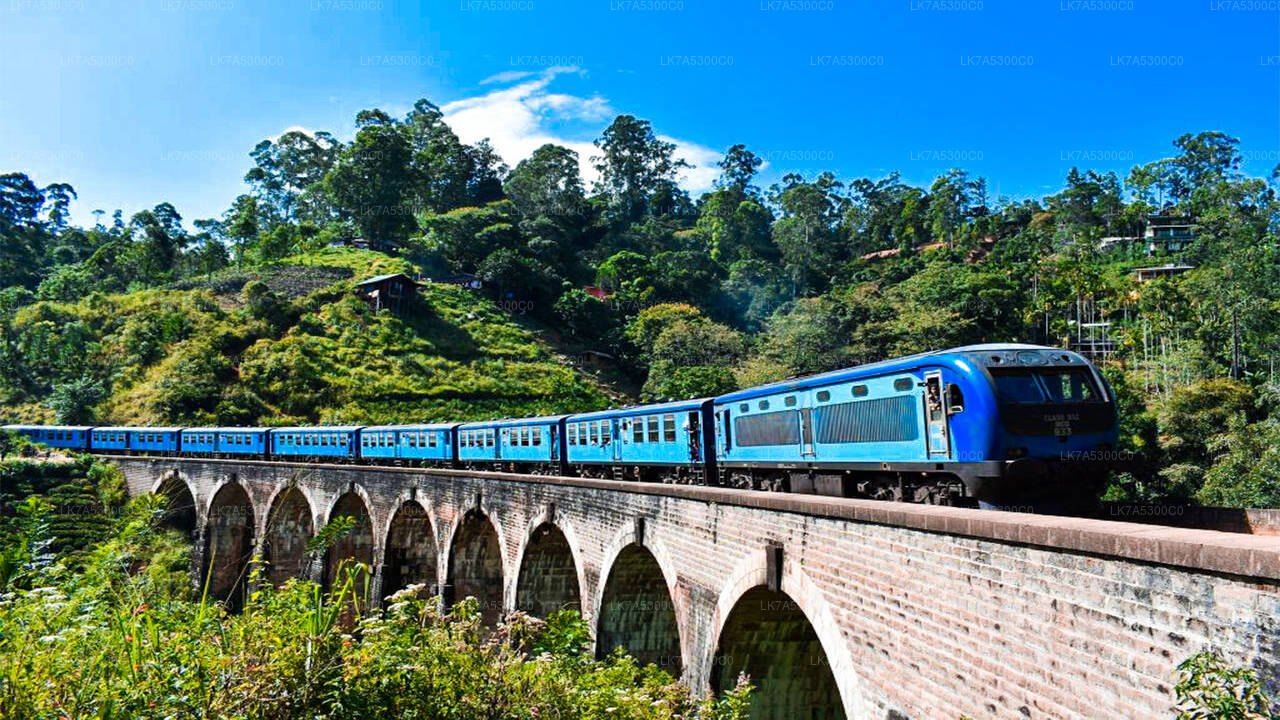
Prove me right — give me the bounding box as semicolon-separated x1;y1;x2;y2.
595;527;684;678
382;499;439;599
202;481;254;612
153;471;198;539
323;488;377;591
513;515;583;618
444;508;507;625
707;549;863;719
262;485;315;587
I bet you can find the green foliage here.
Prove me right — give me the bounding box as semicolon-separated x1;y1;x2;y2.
1175;651;1275;719
0;490;752;719
6;118;1280;509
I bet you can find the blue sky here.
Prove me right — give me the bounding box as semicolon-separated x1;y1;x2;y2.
1;0;1277;226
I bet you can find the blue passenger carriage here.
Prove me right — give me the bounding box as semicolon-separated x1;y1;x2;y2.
458;416;566;473
456;424;498;466
270;426;360;460
358;424;456;465
90;427;130;452
91;427;182;455
712;343;1117;506
181;428;269;456
566;399;714;483
3;425;91;451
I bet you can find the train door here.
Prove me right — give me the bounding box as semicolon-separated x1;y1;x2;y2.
549;424;559;461
611;419;622;463
687;411;701;462
924;371;950;458
799;405;816;459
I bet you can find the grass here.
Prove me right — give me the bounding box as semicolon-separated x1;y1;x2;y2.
2;249;620;426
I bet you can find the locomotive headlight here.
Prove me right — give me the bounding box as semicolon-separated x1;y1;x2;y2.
1005;446;1028;459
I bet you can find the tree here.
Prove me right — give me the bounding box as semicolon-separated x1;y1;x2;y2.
322;109;416;249
224;195;260;266
48;376;105;424
593;115;689;222
505;144;586;219
245;129;342;224
41;183;77;232
0;173;48;289
927;169;984;249
420;201;521;273
130;202;187;284
643;318;744;399
771;173;845;296
1173;131;1241;193
403;99;506;213
714;144;763;199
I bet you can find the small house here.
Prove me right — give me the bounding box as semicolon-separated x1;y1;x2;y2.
355;273;417;313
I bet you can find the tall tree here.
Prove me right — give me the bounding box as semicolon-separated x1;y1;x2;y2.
130;202;187;283
321;109;416;249
592;115;689;222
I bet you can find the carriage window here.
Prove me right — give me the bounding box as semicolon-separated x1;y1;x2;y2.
663;414;676;442
647;416;660;443
893;378;913;392
533;428;542;446
340;434;348;446
633;419;644;443
784;396;797;407
568;425;577;445
734;411;801;447
759;400;770;410
588;423;597;445
739;403;749;413
815;396;919;444
487;431;494;447
852;385;869;397
429;432;437;448
816;391;831;402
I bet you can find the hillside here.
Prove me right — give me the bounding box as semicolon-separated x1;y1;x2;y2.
0;248;618;426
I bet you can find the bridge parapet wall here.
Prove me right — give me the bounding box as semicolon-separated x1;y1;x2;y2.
112;457;1280;720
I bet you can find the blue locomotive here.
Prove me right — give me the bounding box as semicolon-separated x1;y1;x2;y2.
2;344;1119;507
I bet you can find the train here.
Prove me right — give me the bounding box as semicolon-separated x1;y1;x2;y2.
3;344;1120;508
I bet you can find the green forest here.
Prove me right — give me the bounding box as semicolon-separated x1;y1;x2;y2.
2;102;1279;508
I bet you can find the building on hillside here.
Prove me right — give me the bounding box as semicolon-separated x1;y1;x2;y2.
355;273;417;313
432;272;484;291
1145;215;1197;255
1098;235;1141;252
1134;264;1195;282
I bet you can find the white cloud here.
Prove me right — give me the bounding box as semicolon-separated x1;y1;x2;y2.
442;67;721;194
478;70;534;85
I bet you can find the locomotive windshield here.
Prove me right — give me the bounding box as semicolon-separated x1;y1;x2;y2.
991;368;1100;404
990;366;1112;436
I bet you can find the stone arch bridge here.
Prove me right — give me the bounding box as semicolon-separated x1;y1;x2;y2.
112;457;1280;720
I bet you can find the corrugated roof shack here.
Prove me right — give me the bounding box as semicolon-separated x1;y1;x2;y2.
355;273;417;313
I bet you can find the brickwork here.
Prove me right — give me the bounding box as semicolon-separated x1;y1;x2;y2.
111;457;1280;720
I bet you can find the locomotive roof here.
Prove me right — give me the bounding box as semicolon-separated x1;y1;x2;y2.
568;398;709;421
713;344;1068;403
